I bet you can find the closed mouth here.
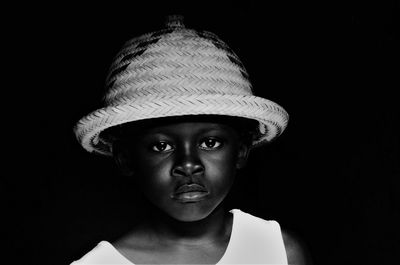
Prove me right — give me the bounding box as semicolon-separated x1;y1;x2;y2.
175;183;208;194
172;183;210;202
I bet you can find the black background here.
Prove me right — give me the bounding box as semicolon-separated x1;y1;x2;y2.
6;1;399;264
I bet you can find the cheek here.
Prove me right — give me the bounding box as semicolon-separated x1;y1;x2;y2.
131;154;173;194
203;150;238;190
206;146;239;171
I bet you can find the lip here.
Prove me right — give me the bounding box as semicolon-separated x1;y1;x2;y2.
172;184;210;203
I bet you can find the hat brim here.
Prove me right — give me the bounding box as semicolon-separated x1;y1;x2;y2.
74;94;289;156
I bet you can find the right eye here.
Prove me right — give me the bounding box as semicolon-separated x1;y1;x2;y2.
152;141;173;152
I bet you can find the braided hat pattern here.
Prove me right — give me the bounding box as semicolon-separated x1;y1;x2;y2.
74;16;289;156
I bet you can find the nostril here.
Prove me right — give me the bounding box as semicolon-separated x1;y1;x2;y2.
192;165;204;176
171;167;186;177
172;164;204;177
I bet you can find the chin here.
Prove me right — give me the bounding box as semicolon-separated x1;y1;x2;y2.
167;201;220;222
170;207;212;222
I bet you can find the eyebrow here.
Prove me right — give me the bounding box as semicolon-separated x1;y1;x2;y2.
144;125;233;139
170;124;230;133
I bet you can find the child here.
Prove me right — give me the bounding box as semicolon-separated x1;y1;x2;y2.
71;15;311;264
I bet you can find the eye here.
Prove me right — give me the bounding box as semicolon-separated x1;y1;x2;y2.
152;141;173;152
199;138;222;150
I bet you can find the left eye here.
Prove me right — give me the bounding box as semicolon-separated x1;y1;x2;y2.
199;138;222;149
152;141;173;152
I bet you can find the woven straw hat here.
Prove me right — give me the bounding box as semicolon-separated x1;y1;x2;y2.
74;15;289;156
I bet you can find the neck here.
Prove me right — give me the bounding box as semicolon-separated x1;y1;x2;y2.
144;203;232;246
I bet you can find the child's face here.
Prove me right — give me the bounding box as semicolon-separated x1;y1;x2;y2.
114;118;249;222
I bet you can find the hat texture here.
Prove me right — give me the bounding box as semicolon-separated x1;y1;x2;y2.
74;15;289;156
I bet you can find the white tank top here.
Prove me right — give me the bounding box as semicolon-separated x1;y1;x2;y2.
71;209;288;264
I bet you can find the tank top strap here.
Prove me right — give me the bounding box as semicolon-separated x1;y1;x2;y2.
218;209;288;264
70;241;133;264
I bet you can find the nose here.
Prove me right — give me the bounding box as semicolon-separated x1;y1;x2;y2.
171;148;205;178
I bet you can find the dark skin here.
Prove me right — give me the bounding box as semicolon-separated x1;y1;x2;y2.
111;117;312;264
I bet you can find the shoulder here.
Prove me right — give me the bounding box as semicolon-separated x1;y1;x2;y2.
282;229;313;265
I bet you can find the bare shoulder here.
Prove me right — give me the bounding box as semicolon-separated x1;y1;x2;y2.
282;229;313;265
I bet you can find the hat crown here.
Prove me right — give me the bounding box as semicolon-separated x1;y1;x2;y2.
102;17;252;106
165;14;185;28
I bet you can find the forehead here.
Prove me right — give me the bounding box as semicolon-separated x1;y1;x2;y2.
119;116;241;136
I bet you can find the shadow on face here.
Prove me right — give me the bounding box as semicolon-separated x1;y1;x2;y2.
101;115;259;222
101;114;259;147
